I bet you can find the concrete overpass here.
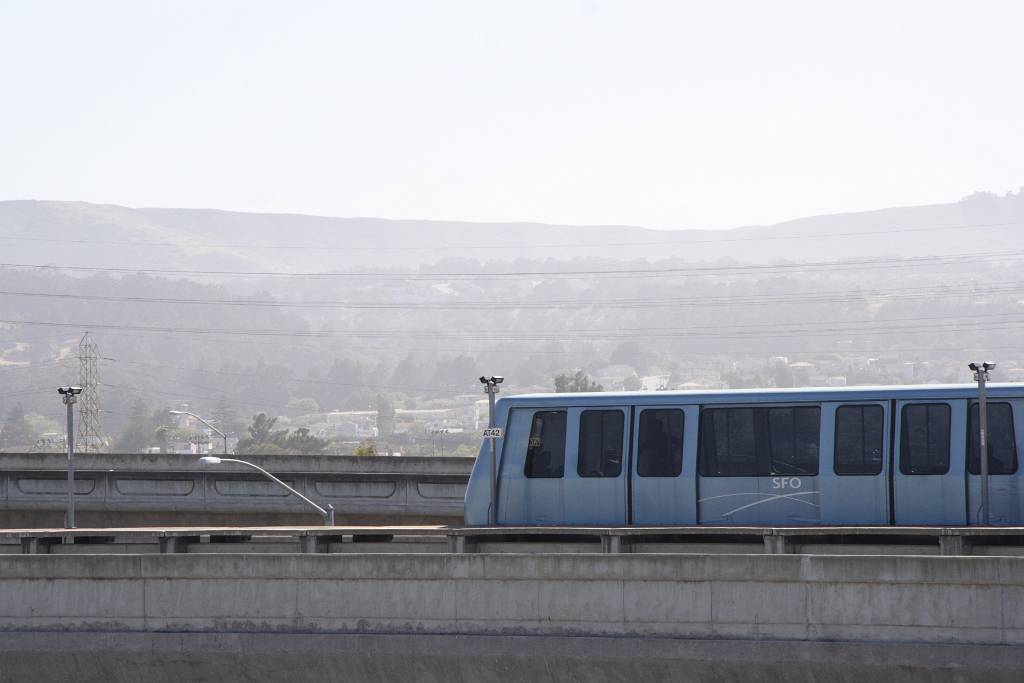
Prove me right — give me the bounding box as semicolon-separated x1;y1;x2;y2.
0;453;471;527
0;552;1022;681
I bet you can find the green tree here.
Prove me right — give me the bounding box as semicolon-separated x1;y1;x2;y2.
236;413;329;455
235;413;288;454
285;427;329;455
554;370;604;393
0;404;35;450
354;439;377;456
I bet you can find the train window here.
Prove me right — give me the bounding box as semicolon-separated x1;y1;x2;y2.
578;410;624;477
835;405;884;475
767;407;820;475
699;408;757;476
900;403;951;475
968;403;1018;475
637;409;684;477
524;411;566;478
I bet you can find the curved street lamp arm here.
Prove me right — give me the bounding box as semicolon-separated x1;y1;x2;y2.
218;458;334;524
176;411;229;455
182;411;226;439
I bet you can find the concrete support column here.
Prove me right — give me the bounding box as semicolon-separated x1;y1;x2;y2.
764;535;793;554
20;537;59;554
158;536;198;554
940;535;968;556
602;535;626;554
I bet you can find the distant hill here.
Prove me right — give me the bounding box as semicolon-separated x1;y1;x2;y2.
1;191;1022;273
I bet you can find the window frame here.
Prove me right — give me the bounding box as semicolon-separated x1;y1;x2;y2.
636;408;685;478
967;401;1018;476
523;410;567;479
833;404;885;476
698;404;822;478
899;402;952;476
577;409;625;478
766;406;821;476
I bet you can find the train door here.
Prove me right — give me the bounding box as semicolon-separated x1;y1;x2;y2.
893;399;966;525
497;407;568;525
818;402;889;524
631;405;698;525
562;406;629;525
965;399;1023;525
696;405;822;525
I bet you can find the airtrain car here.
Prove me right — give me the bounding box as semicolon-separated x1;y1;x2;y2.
464;384;1024;526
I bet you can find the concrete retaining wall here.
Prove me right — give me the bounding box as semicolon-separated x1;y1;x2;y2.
2;632;1023;683
3;553;1024;681
1;553;1022;643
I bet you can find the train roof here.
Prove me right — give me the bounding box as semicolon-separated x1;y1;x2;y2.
500;383;1024;407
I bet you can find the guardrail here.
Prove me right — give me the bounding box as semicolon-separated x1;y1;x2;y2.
4;525;1024;556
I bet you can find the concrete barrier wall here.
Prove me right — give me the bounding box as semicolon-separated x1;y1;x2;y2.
0;553;1022;644
3;632;1024;683
0;453;472;527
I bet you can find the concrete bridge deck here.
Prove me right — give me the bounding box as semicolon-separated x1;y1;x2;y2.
4;524;1024;556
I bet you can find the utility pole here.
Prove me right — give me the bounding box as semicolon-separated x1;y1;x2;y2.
58;386;82;529
969;362;996;526
479;376;504;525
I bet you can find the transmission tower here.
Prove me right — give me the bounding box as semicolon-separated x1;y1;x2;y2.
76;332;103;452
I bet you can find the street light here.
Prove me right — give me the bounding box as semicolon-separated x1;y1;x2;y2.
57;386;82;529
198;456;335;526
430;428;450;457
169;410;228;455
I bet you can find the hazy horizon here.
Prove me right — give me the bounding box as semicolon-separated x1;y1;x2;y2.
3;1;1023;230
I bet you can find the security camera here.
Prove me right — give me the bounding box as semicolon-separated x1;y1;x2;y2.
57;386;83;396
492;376;504;384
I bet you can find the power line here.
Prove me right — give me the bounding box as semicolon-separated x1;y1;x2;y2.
4;311;1024;342
100;356;465;394
0;280;1021;310
2;249;1024;281
1;219;1020;251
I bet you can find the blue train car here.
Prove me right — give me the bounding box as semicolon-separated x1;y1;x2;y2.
464;384;1024;526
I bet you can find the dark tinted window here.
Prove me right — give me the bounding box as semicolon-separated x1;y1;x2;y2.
767;407;820;475
699;408;757;476
900;403;950;475
968;403;1018;475
835;405;885;475
524;411;566;478
578;410;624;477
637;409;684;477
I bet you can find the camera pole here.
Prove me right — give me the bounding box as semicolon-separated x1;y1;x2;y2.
480;376;504;526
58;387;81;529
969;362;996;526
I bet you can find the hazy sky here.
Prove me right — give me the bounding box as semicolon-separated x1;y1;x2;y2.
1;1;1022;230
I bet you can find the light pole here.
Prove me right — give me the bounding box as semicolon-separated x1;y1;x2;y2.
198;456;335;525
969;362;996;525
479;376;504;526
170;410;228;455
58;386;82;529
430;428;449;457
